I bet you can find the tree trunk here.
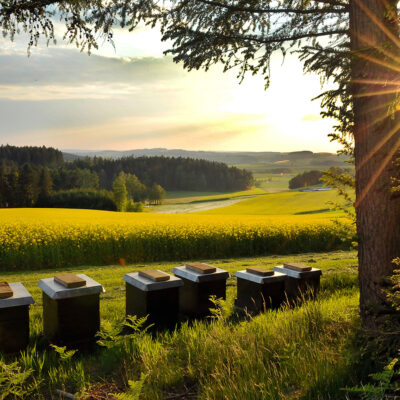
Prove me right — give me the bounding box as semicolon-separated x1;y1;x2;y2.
350;0;400;329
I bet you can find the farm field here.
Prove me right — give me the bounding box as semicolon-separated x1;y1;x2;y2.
153;188;267;213
163;188;267;203
150;185;348;215
198;190;349;216
1;250;361;399
0;208;353;270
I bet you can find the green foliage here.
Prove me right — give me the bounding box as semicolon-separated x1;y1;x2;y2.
344;358;399;400
113;172;128;212
0;360;35;399
67;155;253;192
0;250;361;399
111;376;147;400
125;174;147;202
0;145;63;168
36;189;117;211
126;200;144;212
50;345;77;362
37;167;53;200
148;183;166;205
321;167;355;222
96;315;150;349
288;170;324;189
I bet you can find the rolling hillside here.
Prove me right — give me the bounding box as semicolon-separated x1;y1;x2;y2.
197;190;350;216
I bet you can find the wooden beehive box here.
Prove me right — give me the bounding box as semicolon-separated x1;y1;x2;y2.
124;271;183;330
0;282;34;353
38;274;104;348
235;268;286;313
173;264;229;318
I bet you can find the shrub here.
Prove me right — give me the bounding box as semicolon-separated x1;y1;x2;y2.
36;189;117;211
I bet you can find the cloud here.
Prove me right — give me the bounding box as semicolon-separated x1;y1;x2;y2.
0;27;339;152
0;48;186;88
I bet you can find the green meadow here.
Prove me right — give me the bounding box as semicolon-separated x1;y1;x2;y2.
1;251;363;399
0;184;360;399
197;190;348;217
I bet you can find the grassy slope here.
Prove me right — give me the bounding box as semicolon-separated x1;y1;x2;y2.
164;188;266;203
197;190;348;217
1;251;360;399
152;188;268;212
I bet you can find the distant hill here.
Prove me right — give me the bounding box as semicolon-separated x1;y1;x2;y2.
62;148;348;167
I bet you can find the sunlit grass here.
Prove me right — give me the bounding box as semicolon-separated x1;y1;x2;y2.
1;251;360;399
196;190;350;216
163;188;266;204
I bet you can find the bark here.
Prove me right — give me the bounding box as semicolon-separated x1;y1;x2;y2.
350;0;400;329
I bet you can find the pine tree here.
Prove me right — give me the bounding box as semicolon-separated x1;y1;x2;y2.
2;0;400;330
37;166;53;201
18;164;38;207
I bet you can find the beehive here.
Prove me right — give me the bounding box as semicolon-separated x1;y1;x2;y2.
124;270;183;329
0;282;34;353
273;263;322;302
38;274;104;347
235;268;287;313
173;263;229;318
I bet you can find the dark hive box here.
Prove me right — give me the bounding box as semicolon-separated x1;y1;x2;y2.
0;283;35;354
38;274;104;347
173;263;229;318
123;270;183;329
234;268;287;313
273;263;322;303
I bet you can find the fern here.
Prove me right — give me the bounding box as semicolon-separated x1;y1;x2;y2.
0;360;35;399
110;374;146;400
344;358;399;400
124;315;152;333
208;296;229;323
96;315;150;349
50;344;77;362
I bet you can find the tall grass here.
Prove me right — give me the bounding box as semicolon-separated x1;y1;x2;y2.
0;253;361;399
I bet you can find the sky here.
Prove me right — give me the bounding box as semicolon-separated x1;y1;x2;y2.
0;23;340;153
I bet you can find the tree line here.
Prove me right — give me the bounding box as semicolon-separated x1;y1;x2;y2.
0;145;253;210
0;145;63;168
288;170;324;190
0;161;167;211
67;155;254;192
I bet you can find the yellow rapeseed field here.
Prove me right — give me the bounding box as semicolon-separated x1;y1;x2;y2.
0;209;353;270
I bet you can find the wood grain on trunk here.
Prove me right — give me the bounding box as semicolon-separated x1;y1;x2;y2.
350;0;400;328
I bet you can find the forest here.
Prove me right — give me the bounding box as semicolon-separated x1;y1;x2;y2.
0;145;254;209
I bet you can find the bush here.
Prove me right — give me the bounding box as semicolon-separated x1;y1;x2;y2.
36;189;117;211
289;170;324;189
126;200;144;212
